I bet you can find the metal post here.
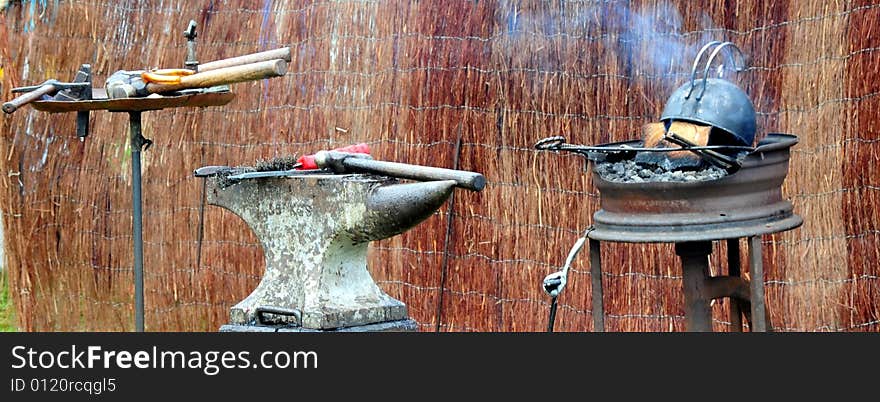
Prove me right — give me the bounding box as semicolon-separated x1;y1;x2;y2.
547;297;558;332
748;235;767;332
589;239;604;332
434;129;462;332
726;238;743;332
675;241;714;332
128;111;149;332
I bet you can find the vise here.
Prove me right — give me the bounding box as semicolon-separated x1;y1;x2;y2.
200;156;483;332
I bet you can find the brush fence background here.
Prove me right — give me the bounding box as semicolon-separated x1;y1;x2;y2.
0;0;877;331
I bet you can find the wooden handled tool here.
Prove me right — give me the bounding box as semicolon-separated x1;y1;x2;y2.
145;59;288;94
2;80;90;114
198;47;291;72
314;151;486;192
2;84;55;113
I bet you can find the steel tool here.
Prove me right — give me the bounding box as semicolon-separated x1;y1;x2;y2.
313;150;486;192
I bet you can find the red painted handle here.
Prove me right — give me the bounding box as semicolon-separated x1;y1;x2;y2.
297;143;371;170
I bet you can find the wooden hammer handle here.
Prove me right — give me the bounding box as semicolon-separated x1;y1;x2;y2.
2;84;56;114
198;47;291;72
145;59;288;94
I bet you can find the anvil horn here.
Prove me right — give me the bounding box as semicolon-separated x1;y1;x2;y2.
354;180;456;242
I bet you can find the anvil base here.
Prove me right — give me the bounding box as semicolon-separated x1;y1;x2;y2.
218;319;419;332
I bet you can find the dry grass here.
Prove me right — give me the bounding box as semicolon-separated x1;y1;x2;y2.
0;269;14;332
0;0;876;332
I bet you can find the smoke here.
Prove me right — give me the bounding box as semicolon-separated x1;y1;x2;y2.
498;1;736;90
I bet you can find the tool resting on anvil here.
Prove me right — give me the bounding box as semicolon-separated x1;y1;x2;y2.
218;143;373;180
224;144;486;192
313;150;486;191
198;149;485;332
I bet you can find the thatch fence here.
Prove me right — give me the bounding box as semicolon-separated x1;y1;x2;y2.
0;0;876;331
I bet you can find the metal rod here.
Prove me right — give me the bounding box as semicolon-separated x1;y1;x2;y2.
547;297;559;332
129;111;145;332
195;179;207;272
664;132;740;171
676;241;714;332
726;238;743;332
434;131;462;332
329;156;485;192
748;236;767;332
589;239;605;332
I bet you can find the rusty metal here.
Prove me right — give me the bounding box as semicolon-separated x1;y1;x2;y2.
727;238;744;332
749;235;767;332
255;306;302;327
183;20;199;72
676;242;714;331
534;44;796;332
64;65;94;139
588;134;803;243
663;131;740;172
534;135;753;161
193;165;237;178
31;88;234;113
589;238;605;332
3;80;90;114
535;132;799;332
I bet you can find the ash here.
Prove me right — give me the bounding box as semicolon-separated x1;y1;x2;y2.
595;160;727;183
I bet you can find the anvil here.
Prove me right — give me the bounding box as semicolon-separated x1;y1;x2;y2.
205;173;457;331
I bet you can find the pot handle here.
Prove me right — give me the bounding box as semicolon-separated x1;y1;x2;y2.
686;41;747;100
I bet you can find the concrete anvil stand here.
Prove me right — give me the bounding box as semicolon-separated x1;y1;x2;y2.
208;173;466;332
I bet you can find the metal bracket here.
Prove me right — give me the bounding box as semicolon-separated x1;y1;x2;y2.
184;20;199;72
53;64;94;139
255;306;303;327
131;126;153;152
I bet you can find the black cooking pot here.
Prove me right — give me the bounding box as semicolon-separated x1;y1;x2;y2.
660;41;757;147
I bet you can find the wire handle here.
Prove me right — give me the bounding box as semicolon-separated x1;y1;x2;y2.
686;41;747;100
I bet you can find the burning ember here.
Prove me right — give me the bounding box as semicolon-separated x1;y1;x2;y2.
594;120;741;183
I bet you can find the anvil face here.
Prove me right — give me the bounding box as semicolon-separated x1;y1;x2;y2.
207;173;455;330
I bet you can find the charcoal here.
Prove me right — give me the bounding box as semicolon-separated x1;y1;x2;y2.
594;160;727;183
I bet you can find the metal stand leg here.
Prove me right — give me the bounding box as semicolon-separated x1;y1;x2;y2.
726;238;743;332
748;235;767;332
589;239;604;332
128;112;152;332
676;241;714;332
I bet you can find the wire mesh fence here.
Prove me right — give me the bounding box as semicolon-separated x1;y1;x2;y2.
0;0;877;331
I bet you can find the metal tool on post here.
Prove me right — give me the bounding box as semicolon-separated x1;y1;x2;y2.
184;20;199;72
3;64;94;139
2;20;290;332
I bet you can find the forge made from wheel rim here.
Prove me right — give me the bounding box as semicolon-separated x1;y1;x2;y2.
588;133;803;243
